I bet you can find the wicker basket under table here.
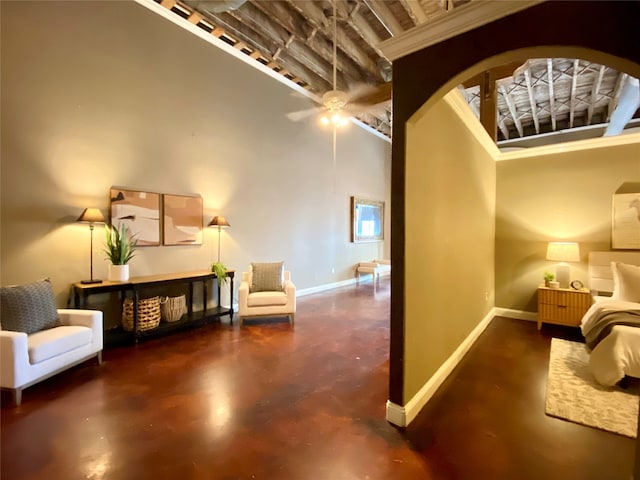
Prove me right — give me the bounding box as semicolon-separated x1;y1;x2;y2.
122;296;161;332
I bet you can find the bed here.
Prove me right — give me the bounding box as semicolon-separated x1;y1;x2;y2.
581;251;640;386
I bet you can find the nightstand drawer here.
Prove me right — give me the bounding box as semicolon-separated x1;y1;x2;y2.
538;288;590;308
538;303;584;326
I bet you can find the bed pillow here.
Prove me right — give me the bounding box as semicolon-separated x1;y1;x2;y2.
0;279;59;334
613;262;640;303
250;262;284;293
610;261;620;299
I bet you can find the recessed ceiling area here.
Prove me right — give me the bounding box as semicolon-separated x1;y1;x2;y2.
458;58;640;150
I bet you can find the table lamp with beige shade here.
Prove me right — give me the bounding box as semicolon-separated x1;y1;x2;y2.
546;242;580;289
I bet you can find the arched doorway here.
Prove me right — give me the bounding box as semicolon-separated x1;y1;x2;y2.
389;1;640;413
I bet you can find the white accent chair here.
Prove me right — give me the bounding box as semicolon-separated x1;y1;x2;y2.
0;309;103;405
238;269;296;324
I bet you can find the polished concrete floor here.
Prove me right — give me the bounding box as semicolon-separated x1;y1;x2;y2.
1;278;636;479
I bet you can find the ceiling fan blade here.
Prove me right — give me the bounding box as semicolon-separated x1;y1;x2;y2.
286;106;322;122
346;102;390;118
345;83;378;104
347;82;393;107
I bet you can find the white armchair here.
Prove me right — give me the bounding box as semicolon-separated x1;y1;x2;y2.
0;309;103;405
238;265;296;325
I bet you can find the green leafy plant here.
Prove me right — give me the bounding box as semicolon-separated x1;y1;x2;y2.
211;261;229;285
104;224;138;265
543;271;555;282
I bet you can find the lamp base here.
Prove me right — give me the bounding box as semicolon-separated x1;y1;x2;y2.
555;263;570;289
81;279;103;284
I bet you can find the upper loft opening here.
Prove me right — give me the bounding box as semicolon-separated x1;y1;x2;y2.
458;58;640;151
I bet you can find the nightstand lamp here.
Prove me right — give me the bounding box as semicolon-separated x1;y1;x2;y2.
546;242;580;289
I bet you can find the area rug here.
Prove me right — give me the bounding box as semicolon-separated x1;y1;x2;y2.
545;337;639;438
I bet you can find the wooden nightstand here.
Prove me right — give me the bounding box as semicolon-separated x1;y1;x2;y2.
537;285;592;330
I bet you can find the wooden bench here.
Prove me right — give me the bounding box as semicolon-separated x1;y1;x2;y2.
356;259;391;287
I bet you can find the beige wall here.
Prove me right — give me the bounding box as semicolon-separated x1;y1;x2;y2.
1;1;390;322
495;142;640;312
404;92;496;400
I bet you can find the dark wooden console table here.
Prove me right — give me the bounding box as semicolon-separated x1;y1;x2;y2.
72;270;234;345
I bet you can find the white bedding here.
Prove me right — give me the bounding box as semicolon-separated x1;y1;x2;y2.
581;299;640;386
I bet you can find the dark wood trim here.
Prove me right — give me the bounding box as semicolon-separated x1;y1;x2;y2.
388;0;640;406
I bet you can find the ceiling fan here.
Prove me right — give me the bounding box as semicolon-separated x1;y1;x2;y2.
285;1;380;126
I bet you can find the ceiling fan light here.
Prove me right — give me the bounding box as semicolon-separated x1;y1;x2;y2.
331;113;342;124
320;116;330;125
338;117;349;127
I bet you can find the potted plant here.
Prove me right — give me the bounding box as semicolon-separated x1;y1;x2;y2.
104;224;138;282
211;261;229;285
543;271;554;287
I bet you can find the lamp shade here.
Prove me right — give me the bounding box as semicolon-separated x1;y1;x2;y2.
77;208;105;224
546;242;580;262
208;216;230;228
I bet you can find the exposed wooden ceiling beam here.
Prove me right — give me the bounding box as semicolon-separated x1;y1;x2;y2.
461;61;525;89
569;59;579;128
498;119;510;141
348;3;388;61
523;65;540;134
188;10;202;24
498;83;524;138
457;86;479;118
399;0;428;24
547;58;557;131
250;2;371;87
587;65;606;125
285;0;384;83
207;6;343;90
223;1;358;88
608;72;628;121
202;10;332;91
479;71;497;141
363;0;405;36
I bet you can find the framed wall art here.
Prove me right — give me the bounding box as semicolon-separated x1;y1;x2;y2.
612;192;640;250
351;196;384;243
163;194;203;245
110;188;161;246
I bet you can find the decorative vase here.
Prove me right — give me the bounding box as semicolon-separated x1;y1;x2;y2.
108;264;129;282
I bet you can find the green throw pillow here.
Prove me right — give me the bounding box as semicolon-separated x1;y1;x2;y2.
0;278;59;334
250;262;284;293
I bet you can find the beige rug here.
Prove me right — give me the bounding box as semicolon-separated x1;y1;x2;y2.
545;338;639;438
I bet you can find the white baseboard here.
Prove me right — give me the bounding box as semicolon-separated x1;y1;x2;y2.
386;307;496;427
296;277;358;297
493;307;537;322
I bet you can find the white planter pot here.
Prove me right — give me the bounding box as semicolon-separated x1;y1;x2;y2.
548;281;560;289
108;264;129;282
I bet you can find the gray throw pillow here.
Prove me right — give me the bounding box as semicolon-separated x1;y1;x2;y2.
250;262;284;293
0;278;59;334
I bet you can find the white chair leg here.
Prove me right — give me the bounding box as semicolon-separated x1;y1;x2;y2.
289;313;295;324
